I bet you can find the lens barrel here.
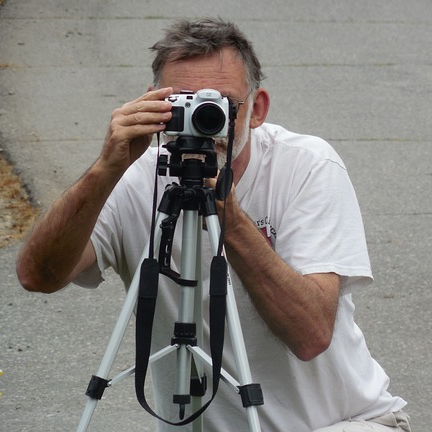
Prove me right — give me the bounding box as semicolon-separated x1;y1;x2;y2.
192;103;226;136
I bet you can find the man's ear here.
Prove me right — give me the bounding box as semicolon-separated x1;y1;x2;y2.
249;88;270;129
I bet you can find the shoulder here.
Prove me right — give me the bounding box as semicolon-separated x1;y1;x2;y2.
253;123;346;169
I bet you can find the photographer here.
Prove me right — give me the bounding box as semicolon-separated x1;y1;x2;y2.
17;18;410;431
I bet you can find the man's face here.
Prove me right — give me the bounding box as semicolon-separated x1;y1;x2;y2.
159;48;253;170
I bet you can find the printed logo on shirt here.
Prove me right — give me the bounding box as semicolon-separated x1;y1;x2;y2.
255;216;276;248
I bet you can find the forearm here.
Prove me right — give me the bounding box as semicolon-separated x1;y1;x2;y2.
16;159;118;293
224;212;340;361
17;87;174;293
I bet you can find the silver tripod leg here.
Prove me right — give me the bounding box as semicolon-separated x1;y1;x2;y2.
204;214;262;432
174;211;262;431
76;211;166;432
172;209;200;417
192;216;204;432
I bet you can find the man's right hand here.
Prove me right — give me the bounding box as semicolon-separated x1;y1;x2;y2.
99;87;173;179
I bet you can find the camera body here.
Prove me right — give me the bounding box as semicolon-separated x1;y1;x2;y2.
165;89;229;138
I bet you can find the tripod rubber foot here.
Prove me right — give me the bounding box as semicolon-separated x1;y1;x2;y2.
173;394;191;420
179;404;185;420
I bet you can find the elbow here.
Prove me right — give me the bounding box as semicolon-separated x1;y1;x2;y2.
16;257;53;293
16;264;42;292
20;281;43;293
292;331;333;362
17;272;59;294
295;342;331;362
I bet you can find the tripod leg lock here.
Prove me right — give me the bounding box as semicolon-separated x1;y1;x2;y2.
238;383;264;408
190;374;207;397
171;322;197;346
85;375;110;400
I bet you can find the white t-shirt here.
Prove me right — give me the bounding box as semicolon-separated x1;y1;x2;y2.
76;123;406;431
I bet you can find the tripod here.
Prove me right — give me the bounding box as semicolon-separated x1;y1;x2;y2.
77;136;263;431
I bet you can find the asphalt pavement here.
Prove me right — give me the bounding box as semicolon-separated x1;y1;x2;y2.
1;0;431;431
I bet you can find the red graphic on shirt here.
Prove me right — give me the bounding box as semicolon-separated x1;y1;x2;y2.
256;217;276;248
259;227;273;247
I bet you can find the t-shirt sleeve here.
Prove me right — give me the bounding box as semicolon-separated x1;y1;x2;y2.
275;150;373;294
73;188;124;288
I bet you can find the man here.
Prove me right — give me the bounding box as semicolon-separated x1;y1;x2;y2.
17;18;410;431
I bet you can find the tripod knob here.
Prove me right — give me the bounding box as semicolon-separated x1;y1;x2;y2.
158;154;168;176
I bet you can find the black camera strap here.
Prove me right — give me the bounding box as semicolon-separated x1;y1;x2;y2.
215;99;237;255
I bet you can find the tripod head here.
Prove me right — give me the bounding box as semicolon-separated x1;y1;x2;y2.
158;136;218;189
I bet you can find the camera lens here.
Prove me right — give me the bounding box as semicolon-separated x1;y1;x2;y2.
192;103;226;136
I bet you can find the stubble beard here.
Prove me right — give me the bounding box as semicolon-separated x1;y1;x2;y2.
215;106;252;170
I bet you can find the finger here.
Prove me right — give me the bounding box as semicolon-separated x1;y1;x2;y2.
135;86;173;102
126;87;173;114
120;99;172;117
119;110;172;128
111;120;168;143
135;87;173;108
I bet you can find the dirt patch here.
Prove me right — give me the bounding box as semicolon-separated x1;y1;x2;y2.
1;0;39;247
0;154;39;248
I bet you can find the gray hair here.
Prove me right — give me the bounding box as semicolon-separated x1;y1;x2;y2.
150;18;265;90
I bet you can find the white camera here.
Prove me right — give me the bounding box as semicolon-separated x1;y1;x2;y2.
165;89;229;138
